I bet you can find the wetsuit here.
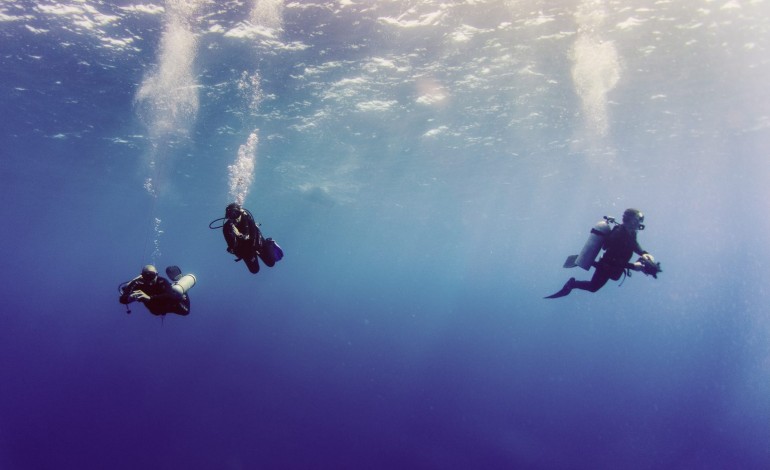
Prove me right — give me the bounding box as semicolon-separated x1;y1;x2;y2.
223;211;276;274
119;276;190;316
572;224;647;293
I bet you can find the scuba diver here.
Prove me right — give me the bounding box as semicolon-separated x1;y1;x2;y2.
216;203;283;274
545;208;662;299
119;265;195;316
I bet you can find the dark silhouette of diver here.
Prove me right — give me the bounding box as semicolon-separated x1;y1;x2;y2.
221;203;283;274
546;208;661;298
119;265;193;316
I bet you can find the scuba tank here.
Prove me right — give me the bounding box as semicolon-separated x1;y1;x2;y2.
563;216;615;271
171;274;197;296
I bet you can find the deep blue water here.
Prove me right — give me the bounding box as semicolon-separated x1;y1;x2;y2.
1;1;770;469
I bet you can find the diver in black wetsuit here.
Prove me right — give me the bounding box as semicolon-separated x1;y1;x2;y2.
546;209;658;298
119;265;191;316
222;203;282;274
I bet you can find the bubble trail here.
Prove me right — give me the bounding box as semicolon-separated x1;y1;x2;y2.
571;0;620;140
133;0;203;259
228;131;259;206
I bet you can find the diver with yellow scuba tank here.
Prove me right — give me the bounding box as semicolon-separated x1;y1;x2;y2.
546;208;662;299
118;265;196;315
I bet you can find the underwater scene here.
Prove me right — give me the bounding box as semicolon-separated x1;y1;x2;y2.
1;1;769;468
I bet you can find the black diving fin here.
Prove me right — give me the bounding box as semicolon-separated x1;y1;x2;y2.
545;278;575;299
166;265;182;282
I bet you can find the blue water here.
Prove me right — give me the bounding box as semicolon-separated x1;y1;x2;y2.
2;1;769;469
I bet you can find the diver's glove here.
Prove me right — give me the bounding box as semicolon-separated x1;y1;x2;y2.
130;290;150;302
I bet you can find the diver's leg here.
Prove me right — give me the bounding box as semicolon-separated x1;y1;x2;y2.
257;243;276;267
573;268;610;293
243;253;260;273
234;245;260;273
255;233;276;267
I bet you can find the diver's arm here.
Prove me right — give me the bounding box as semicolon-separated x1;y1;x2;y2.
633;236;649;257
232;218;252;241
223;221;240;248
636;244;655;263
119;280;139;304
129;290;150;302
632;244;655;270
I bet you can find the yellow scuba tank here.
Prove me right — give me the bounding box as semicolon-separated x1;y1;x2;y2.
171;274;197;296
563;217;613;271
